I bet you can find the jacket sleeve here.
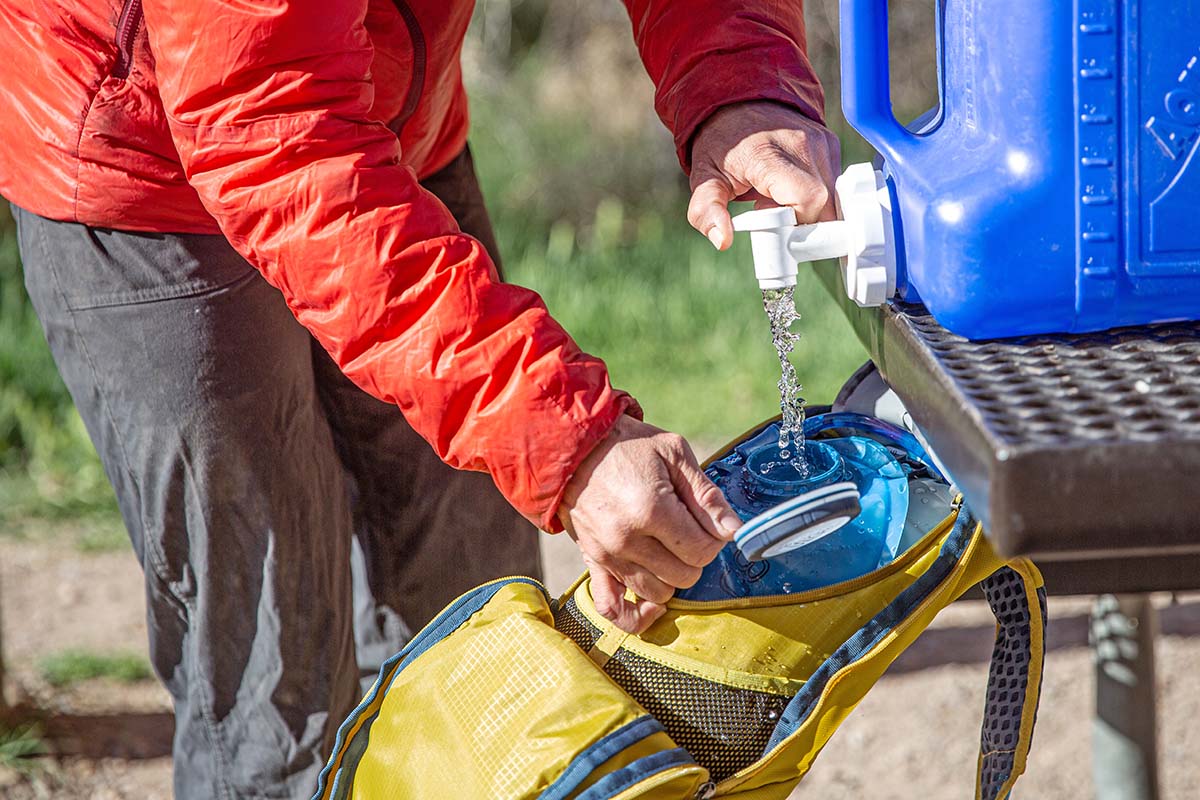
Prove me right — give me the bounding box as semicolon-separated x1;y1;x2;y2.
621;0;826;170
139;0;637;530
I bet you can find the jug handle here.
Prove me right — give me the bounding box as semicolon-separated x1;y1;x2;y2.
839;0;928;165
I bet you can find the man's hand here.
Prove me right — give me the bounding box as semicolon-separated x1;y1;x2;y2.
558;415;741;634
688;101;841;250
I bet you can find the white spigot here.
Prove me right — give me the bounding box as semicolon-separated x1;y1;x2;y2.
731;162;898;307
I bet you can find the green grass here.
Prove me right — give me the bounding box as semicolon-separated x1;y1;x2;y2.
38;650;153;688
0;206;120;531
0;723;45;774
493;209;866;445
72;518;131;554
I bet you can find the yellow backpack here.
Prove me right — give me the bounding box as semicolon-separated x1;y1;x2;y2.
313;449;1044;800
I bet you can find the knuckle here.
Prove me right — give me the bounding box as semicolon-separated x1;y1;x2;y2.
793;183;831;223
810;182;831;207
659;431;687;454
694;481;725;510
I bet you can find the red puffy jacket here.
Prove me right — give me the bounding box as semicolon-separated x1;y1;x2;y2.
0;0;823;529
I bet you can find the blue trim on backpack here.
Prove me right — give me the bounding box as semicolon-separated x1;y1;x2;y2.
538;716;667;800
764;508;976;750
573;748;697;800
312;577;549;800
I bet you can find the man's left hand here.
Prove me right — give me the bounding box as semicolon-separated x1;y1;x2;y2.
688;101;840;250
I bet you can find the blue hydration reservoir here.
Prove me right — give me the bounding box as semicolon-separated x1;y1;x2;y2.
837;0;1200;338
677;413;945;601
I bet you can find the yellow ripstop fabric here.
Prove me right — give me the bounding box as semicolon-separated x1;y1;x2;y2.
314;416;1046;800
342;581;696;800
724;533;1039;799
562;512;1045;799
573;514;960;691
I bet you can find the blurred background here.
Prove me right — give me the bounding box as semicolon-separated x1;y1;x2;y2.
0;0;941;540
17;4;1197;800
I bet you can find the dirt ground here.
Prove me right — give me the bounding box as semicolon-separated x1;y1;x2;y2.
2;531;1198;799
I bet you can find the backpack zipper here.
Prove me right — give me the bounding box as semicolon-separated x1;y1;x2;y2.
113;0;144;79
388;0;427;135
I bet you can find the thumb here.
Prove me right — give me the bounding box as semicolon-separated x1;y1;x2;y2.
687;174;737;250
666;446;741;541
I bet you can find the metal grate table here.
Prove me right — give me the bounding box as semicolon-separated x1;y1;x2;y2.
818;264;1200;595
818;263;1200;799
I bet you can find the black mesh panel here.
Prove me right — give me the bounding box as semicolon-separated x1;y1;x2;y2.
554;597;790;782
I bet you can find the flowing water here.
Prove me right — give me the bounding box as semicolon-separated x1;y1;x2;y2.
761;287;807;475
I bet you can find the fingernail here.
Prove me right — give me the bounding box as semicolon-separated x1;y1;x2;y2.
718;510;743;537
706;227;724;250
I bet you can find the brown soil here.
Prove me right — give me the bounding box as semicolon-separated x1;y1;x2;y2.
2;531;1198;799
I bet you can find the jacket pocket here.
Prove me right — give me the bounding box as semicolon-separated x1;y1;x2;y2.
387;0;427;134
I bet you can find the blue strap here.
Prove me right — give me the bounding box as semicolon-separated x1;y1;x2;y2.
574;748;697;800
539;716;667;800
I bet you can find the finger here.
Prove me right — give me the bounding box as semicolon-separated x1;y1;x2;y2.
589;565;669;633
687;175;737;250
622;536;704;589
587;564;628;621
814;131;842;222
663;440;742;541
743;147;832;225
609;559;676;605
622;599;668;634
643;488;729;569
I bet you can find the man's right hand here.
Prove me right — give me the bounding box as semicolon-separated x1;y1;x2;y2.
558;415;742;634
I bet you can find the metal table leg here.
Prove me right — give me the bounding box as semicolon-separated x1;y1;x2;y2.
1090;594;1160;800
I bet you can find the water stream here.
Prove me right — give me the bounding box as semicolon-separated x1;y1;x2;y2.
761;287;807;476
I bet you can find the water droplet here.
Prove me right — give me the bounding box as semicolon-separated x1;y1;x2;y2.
767;710;780;721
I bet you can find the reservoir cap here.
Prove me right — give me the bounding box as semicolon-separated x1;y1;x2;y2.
734;481;862;561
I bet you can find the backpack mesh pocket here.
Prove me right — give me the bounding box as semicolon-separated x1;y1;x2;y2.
555;596;791;782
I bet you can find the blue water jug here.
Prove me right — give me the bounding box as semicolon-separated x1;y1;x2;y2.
842;0;1200;338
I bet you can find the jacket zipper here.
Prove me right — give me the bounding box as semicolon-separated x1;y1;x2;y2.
388;0;427;135
113;0;144;79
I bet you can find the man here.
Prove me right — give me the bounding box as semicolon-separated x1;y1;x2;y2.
0;0;838;796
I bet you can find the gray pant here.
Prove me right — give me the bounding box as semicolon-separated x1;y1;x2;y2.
14;148;541;799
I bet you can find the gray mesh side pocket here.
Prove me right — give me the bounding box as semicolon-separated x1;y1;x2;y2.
978;567;1047;800
554;596;791;782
